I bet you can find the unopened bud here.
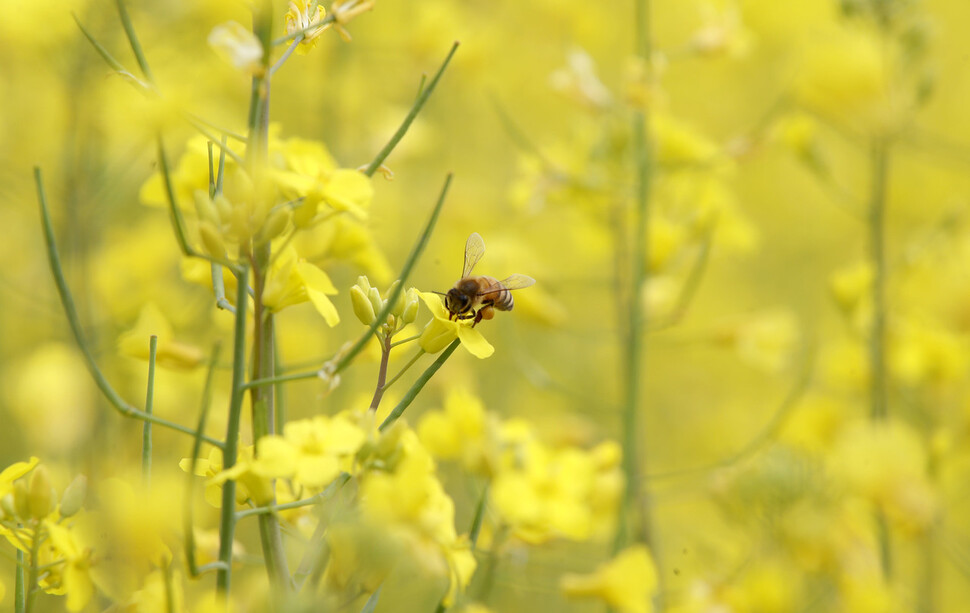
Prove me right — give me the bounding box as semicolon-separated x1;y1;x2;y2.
1;493;16;519
27;466;52;520
13;481;28;519
59;475;87;518
193;190;220;224
367;287;384;317
293;194;321;228
199;221;227;259
401;288;420;324
351;285;376;325
255;207;292;245
385;280;404;317
213;194;233;221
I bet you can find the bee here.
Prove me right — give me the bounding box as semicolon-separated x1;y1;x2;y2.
444;232;535;326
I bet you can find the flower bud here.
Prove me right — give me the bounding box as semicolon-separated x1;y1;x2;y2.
384;280;404;317
59;475;87;518
13;480;28;519
213;194;233;221
199;221;228;259
401;288;420;324
351;285;376;325
255;207;292;245
367;287;384;318
1;493;16;519
193;190;220;225
27;465;53;520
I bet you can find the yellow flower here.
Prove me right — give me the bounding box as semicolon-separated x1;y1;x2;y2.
117;302;205;370
417;388;497;475
208;21;264;74
285;0;331;54
561;545;659;613
45;521;96;612
330;0;376;42
254;413;367;489
262;246;340;326
417;292;494;359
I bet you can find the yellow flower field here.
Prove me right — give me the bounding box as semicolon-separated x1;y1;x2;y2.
2;0;970;611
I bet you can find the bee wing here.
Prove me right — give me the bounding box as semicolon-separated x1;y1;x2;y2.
497;274;536;290
462;232;486;278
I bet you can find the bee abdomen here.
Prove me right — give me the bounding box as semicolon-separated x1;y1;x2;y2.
480;276;514;311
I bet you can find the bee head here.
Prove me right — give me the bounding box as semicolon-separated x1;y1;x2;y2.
445;287;472;314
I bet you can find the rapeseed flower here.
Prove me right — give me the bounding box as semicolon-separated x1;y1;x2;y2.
285;0;330;54
418;292;493;358
561;545;659;613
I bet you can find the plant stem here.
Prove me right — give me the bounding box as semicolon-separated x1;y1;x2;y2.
35;167;225;448
15;549;25;613
186;345;222;578
380;339;461;431
369;334;392;411
868;137;892;582
382;348;425;391
216;266;250;594
25;524;40;613
143;335;157;486
868;138;890;422
362;43;459;177
615;0;659;557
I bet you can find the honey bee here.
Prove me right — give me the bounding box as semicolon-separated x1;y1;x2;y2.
444;232;535;325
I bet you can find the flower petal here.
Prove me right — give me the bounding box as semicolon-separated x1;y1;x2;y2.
457;326;494;359
297;261;341;326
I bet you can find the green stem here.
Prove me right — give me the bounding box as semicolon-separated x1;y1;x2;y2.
25;524;40;613
369;334;393;411
869;138;890;422
389;333;422;348
114;0;154;83
379;339;460;431
868;137;892;581
216;266;250;594
143;335;157;486
615;0;658;555
382;348;425;391
362;42;459;177
15;549;25;613
35;167;224;449
185;344;222;578
250;250;294;593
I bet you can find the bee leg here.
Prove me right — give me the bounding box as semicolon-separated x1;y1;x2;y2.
472;306;494;327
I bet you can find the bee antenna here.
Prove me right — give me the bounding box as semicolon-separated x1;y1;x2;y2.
430;290;447;296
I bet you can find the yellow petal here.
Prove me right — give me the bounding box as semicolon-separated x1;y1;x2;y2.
458;326;494;359
253;436;298;478
296;261;341;326
420;318;459;354
323;169;373;218
418;291;450;319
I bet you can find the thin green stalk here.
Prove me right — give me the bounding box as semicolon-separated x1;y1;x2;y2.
369;334;393;411
35;167;224;449
25;525;41;613
15;549;25;613
273;321;287;435
245;370;322;389
270;36;302;76
868;137;892;582
380;339;460;431
869;138;890;422
360;585;383;613
362;42;459;177
389;333;422;348
216;266;251;593
615;0;658;557
185;344;223;578
249;249;293;593
293;473;352;592
115;0;154;82
143;335;157;486
157;139;238;270
382;348;425;391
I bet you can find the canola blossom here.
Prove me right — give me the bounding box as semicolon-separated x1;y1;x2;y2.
4;0;970;611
